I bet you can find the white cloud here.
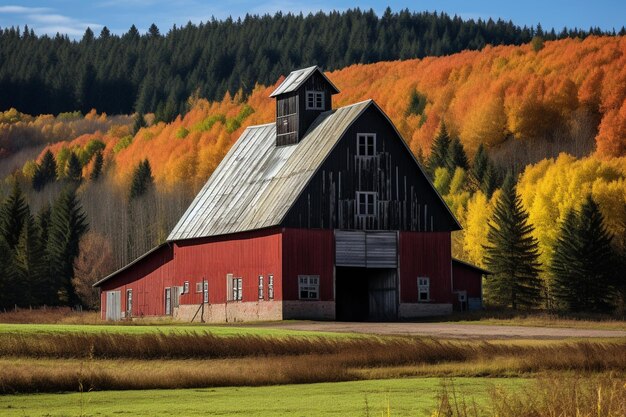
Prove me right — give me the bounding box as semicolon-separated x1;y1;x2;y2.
0;5;51;14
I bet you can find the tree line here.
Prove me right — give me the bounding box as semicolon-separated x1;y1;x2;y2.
425;123;626;313
1;8;622;119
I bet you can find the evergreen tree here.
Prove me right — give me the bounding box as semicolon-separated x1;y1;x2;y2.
0;234;15;310
37;205;51;245
129;159;154;200
66;152;82;183
472;143;488;185
132;112;147;135
427;122;451;175
446;136;469;171
483;173;543;309
90;150;103;181
32;150;57;191
46;187;89;306
13;211;47;306
481;163;499;198
0;181;29;249
550;196;618;312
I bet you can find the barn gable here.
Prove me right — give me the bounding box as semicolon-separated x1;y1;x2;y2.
168;99;460;241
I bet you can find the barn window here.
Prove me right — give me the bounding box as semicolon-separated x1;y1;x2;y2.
203;281;209;303
196;282;203;293
298;275;319;300
268;275;274;299
183;281;189;294
232;277;243;301
165;287;172;315
357;133;376;156
126;289;132;318
258;275;264;299
306;91;324;110
356;191;377;217
418;277;430;302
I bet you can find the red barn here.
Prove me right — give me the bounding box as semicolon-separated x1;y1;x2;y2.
94;66;486;322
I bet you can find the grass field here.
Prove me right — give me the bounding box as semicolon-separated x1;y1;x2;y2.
0;377;525;417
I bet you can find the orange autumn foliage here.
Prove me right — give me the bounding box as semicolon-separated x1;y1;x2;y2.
35;36;626;190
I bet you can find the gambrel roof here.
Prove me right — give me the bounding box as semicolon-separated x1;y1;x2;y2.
269;65;340;97
168;100;460;241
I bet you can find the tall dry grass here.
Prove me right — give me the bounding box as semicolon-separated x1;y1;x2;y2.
0;332;625;393
432;374;626;417
0;308;101;324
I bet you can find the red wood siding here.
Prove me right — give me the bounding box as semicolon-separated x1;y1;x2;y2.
399;231;453;303
282;228;335;301
452;262;483;298
174;228;283;304
99;244;175;318
100;228;283;318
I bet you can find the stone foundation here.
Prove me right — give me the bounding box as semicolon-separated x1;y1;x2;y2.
398;303;452;318
175;300;283;323
282;300;335;320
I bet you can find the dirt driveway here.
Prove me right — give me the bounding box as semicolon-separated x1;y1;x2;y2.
247;321;626;339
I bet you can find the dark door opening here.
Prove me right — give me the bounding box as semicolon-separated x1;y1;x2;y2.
335;267;397;321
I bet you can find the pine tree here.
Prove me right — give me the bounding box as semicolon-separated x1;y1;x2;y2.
46;187;89;306
446;136;469;171
33;150;57;191
13;211;47;306
132;112;147;135
0;181;29;249
37;205;51;245
472;143;488;185
90;150;103;181
0;234;15;310
129;159;154;200
550;196;618;312
483;173;543;309
66;152;82;183
481;163;499;198
427;121;451;175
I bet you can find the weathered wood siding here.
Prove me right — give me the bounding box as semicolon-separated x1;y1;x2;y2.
276;92;298;146
282;105;459;232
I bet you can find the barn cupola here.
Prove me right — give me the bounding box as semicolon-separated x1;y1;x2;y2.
270;66;340;146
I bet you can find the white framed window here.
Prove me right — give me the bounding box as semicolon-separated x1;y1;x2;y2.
357;133;376;156
232;277;243;301
268;274;274;299
356;191;377;217
203;281;209;303
418;277;430;302
196;282;203;293
258;275;264;299
183;281;189;294
306;91;324;110
126;289;132;317
298;275;320;300
165;287;172;315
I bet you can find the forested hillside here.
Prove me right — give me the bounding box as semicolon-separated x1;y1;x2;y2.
0;8;621;118
1;35;625;312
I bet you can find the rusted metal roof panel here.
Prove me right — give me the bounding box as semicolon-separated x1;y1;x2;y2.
269;65;340;97
167;100;372;241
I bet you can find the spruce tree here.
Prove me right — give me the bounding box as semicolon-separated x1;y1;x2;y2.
13;211;47;306
66;152;82;183
483;173;543;309
33;150;57;191
46;187;89;306
90;150;103;181
132;112;147;135
129;159;154;200
550;196;618;312
427;122;451;175
446;137;469;171
0;234;15;310
472;143;488;185
0;181;29;249
37;205;51;245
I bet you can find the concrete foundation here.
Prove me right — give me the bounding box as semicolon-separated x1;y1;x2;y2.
398;303;452;318
282;301;336;320
175;300;283;322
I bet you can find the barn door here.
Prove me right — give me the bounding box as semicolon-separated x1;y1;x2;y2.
165;288;172;315
105;291;121;321
368;269;398;321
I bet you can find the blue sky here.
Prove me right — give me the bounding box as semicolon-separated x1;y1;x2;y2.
0;1;624;38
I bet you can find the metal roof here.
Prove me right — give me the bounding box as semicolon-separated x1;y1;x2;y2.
93;242;170;287
452;258;492;275
167;100;372;241
269;66;340;97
